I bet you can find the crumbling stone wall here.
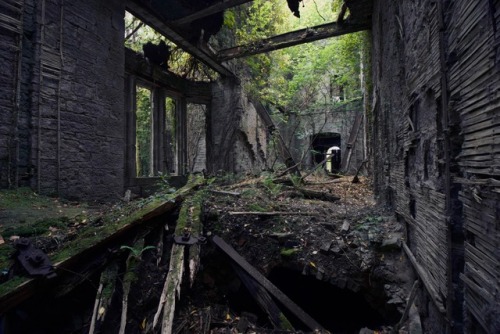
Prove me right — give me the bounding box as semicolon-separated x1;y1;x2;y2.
0;0;125;201
208;77;267;175
372;0;500;333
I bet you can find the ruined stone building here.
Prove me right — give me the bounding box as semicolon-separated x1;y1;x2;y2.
0;0;499;333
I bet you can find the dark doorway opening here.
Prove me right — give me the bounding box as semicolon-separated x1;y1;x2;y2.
311;133;341;173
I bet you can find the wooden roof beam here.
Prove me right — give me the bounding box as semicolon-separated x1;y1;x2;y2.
217;21;371;61
127;0;234;77
172;0;254;26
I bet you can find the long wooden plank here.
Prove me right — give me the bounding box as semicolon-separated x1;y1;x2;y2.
211;235;325;332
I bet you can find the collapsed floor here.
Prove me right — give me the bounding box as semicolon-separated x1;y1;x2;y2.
0;173;418;334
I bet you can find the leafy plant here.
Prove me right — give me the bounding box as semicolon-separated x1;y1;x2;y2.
261;174;282;198
120;245;156;259
247;203;268;212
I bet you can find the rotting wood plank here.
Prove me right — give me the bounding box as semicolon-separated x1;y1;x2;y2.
231;264;294;331
341;111;364;173
402;242;446;314
0;175;205;315
154;187;206;333
464;263;496;296
153;243;185;333
228;211;319;216
217;21;370;61
211;235;326;332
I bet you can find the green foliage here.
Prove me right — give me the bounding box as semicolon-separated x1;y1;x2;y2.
135;86;153;177
261;173;282;197
1;217;68;238
280;247;300;257
289;173;303;187
120;245;156;259
222;1;367;113
247;202;268;212
124;11;217;81
156;172;176;193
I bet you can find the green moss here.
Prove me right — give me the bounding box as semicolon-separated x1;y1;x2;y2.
279;312;294;330
1;217;69;238
0;174;206;299
280;248;300;257
0;276;27;297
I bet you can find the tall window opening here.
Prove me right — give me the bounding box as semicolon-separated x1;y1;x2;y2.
135;85;153;177
187;103;207;172
164;96;178;175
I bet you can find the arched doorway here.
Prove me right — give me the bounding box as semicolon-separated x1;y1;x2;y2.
311;133;341;172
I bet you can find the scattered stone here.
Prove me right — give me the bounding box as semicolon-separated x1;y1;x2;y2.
316;267;325;280
320;240;332;253
381;233;403;250
330;246;341;255
341;220;350;233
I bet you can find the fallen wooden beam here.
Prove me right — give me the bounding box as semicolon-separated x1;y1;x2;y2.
286;186;341;202
211;235;326;332
228;211;319;216
231;264;294;331
209;189;241;197
403;242;446;314
154;189;206;333
0;175;205;315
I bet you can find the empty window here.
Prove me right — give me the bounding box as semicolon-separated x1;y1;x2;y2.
135;85;153;177
187;103;207;173
164;96;178;175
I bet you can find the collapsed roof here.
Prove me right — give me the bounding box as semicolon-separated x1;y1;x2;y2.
126;0;373;76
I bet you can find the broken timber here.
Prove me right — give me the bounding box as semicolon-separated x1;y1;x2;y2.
211;235;327;332
154;190;205;334
231;264;295;331
228;211;319;216
218;21;370;61
283;185;341;202
0;175;205;315
340;110;363;173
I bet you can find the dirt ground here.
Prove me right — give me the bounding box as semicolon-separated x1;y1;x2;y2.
0;173;416;334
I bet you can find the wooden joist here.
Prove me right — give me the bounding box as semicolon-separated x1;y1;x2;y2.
231;264;294;331
217;21;371;61
211;235;326;332
126;0;234;77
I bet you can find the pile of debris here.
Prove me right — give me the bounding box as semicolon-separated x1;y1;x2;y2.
0;173;418;334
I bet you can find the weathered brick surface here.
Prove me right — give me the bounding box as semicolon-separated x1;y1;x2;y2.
0;0;125;201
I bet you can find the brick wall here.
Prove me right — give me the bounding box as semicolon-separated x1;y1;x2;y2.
0;0;126;201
